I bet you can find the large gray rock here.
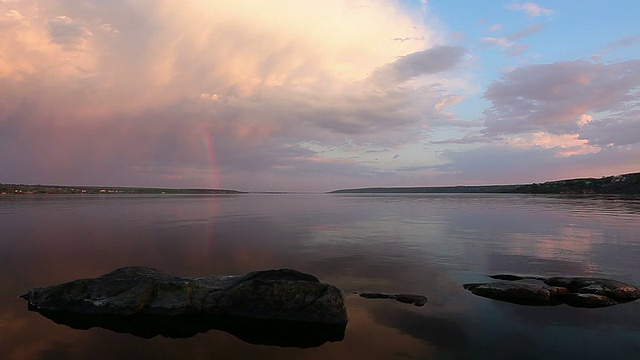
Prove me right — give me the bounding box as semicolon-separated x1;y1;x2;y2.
22;266;347;323
464;274;640;308
21;266;348;347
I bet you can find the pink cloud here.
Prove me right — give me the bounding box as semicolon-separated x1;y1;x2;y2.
505;2;554;17
480;23;544;57
483;59;640;136
506;132;600;157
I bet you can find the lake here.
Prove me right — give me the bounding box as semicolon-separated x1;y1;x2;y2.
1;193;640;359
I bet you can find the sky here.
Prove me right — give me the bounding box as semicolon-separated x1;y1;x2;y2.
0;0;639;192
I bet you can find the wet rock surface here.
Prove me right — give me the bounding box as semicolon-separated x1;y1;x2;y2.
464;274;640;308
542;277;640;303
21;266;348;347
358;292;428;307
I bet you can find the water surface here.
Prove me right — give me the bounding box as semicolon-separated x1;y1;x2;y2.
1;194;639;359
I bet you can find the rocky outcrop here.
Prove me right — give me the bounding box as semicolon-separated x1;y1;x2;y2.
21;266;348;347
358;292;428;307
464;275;640;308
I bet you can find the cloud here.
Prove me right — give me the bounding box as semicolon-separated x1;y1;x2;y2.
505;23;545;42
483;59;640;136
0;0;470;191
393;35;427;42
434;94;463;111
429;58;640;184
369;45;465;86
602;35;640;53
505;2;553;17
430;133;498;145
47;15;92;49
481;23;544;57
432;143;639;185
580;111;640;147
506;132;600;157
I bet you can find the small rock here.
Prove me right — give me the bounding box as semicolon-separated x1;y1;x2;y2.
358;292;428;307
463;282;556;306
359;292;393;299
391;294;428;307
465;274;640;308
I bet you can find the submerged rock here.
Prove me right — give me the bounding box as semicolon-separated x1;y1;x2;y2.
21;266;348;347
359;292;428;307
464;274;640;308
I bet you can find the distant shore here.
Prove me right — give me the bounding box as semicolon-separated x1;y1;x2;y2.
2;172;638;195
329;172;640;195
0;184;245;195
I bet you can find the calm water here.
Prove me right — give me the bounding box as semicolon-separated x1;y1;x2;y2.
1;193;640;359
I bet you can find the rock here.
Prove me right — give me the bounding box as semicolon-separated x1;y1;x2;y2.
358;292;428;307
543;277;640;303
558;293;618;308
392;294;429;307
359;292;394;299
464;274;640;308
463;282;558;306
21;266;348;347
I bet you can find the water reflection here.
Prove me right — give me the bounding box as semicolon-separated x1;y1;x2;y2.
31;310;346;348
1;194;640;359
